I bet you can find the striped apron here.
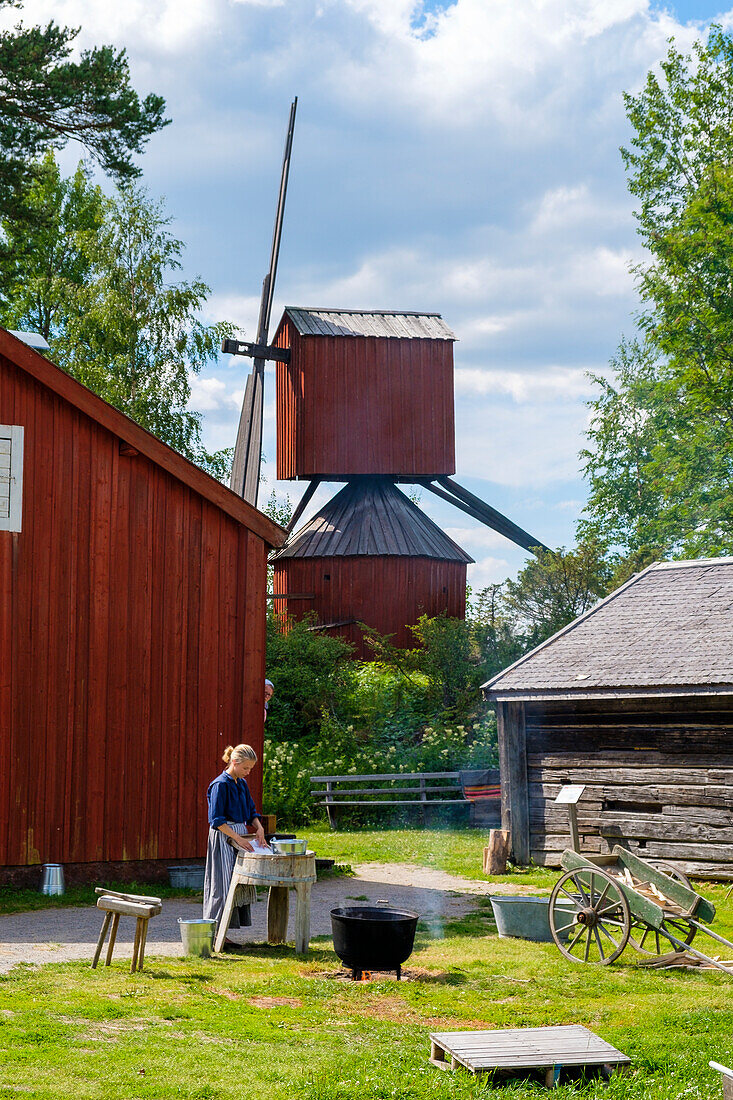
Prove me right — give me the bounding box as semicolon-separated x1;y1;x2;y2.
203;822;257;929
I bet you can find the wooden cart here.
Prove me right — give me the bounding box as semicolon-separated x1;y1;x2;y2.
548;846;733;975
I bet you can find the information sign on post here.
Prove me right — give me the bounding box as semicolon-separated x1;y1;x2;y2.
554;785;586;853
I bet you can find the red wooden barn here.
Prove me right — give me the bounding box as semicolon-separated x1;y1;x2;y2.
272;477;472;656
0;329;285;884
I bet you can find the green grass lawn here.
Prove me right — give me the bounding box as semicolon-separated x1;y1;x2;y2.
2;832;733;1098
307;824;556;889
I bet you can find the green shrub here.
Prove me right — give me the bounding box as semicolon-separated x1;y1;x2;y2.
263;714;497;826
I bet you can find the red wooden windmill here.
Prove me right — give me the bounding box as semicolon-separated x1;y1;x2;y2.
225;107;548;657
267;308;547;656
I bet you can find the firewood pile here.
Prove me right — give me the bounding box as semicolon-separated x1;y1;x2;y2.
606;867;687;915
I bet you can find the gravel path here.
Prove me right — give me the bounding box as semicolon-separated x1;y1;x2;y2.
0;863;544;972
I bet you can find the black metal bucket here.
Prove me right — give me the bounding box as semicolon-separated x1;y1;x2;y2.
330;905;419;979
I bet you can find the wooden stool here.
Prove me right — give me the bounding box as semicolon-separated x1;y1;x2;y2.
91;888;162;973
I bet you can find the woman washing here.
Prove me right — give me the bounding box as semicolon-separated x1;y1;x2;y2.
203;744;266;943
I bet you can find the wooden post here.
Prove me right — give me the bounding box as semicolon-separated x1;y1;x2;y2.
214;874;240;953
267;886;289;943
325;780;336;829
430;1041;446;1066
91;912;112;969
496;700;530;865
483;829;511;875
130;918;142;973
294;881;312;954
567;803;580;854
137;917;150;971
105;913;120;966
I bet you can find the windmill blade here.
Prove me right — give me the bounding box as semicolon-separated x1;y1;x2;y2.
230;98;298;506
421;476;550;555
229;367;264;503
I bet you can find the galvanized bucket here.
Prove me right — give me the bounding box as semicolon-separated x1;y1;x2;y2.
41;864;65;896
178;918;216;957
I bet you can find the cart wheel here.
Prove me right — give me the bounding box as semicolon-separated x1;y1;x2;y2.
630;916;697;956
549;868;630;965
651;861;693;890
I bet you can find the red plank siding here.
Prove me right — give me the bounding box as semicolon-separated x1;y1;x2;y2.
273;556;467;659
275;321;456;480
0;351;272;868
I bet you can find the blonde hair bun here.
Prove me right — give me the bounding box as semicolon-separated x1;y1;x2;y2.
222;743;257;766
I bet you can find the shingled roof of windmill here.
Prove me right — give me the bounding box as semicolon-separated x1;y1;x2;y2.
273;478;474;562
483;558;733;700
281;307;456;340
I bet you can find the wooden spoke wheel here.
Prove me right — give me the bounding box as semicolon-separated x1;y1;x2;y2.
650;861;693;890
549;868;630;966
629;915;696;957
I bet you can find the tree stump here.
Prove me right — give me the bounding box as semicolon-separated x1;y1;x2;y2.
483;829;511;875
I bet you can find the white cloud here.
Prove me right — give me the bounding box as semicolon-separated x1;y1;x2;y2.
467;555;514;589
444;526;507;550
1;0;222;52
330;0;695;131
455;366;596;403
188;374;232;411
9;0;715;580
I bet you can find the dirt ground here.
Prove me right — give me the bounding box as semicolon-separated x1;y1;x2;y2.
0;862;545;972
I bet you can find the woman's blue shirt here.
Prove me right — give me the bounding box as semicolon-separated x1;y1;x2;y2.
207;770;258;829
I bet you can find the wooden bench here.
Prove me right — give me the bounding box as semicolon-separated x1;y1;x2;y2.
311;770;501;829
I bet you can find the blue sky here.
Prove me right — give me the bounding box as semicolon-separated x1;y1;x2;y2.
8;0;732;587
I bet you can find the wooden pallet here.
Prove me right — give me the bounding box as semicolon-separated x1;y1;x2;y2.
429;1025;631;1087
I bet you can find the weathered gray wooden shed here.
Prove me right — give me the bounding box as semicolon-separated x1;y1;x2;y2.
483;558;733;878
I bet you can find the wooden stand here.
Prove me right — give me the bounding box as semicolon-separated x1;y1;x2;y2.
91;888;162;973
214;850;316;955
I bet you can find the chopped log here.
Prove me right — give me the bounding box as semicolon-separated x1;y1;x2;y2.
483;829;511;875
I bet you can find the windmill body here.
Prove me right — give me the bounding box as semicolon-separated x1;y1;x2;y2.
268;307;546;657
273;308;455;479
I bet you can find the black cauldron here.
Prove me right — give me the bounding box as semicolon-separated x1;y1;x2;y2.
330;906;419;979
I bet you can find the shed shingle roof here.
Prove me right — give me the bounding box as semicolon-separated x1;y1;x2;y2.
483;559;733;699
272;478;473;562
282;308;455;341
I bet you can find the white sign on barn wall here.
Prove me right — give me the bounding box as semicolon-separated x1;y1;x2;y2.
0;425;24;532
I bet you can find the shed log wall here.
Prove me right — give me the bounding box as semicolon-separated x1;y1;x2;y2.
273;556;467;658
0;352;267;870
524;697;733;876
275;321;455;479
